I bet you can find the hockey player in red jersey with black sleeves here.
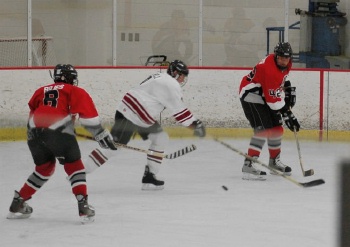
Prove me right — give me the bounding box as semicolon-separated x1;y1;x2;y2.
239;42;299;181
7;64;116;223
83;60;206;190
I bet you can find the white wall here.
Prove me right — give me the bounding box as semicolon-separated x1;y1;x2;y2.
3;0;350;67
0;67;349;131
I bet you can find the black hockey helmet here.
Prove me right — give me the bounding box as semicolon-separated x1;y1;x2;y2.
274;42;293;58
167;60;189;78
53;64;78;86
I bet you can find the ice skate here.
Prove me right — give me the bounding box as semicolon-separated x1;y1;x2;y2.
76;194;95;224
268;154;292;176
142;165;164;190
7;190;33;219
242;157;267;181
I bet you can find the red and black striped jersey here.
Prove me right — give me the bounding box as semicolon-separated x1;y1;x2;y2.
239;54;292;111
27;82;101;130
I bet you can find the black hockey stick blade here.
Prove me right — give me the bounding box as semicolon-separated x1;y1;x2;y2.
300;178;325;188
164;144;197;159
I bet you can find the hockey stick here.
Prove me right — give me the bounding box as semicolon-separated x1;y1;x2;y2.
293;127;315;177
214;138;325;188
76;133;197;159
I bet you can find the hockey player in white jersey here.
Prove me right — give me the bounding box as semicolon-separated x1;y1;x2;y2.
84;60;206;190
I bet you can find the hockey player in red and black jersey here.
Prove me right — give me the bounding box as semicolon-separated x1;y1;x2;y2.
83;60;206;190
7;64;116;223
239;42;299;181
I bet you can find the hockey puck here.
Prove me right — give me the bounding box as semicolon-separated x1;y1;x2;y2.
222;185;228;191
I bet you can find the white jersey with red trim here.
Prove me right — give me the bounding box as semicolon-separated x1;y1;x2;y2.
117;72;196;128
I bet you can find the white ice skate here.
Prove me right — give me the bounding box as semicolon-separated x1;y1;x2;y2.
242;157;267;181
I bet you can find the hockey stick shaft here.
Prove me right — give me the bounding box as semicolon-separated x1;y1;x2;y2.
294;129;305;173
214;139;324;188
76;133;196;159
293;127;314;176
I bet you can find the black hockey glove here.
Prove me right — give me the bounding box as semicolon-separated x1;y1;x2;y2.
191;120;206;137
95;129;117;150
282;110;300;132
284;80;296;109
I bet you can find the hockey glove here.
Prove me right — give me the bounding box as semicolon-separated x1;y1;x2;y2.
95;129;117;150
191;120;206;137
282;110;300;132
284;80;296;109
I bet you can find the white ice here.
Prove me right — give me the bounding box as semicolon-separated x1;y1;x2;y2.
0;138;349;247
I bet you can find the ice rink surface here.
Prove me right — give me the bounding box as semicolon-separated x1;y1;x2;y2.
0;138;349;247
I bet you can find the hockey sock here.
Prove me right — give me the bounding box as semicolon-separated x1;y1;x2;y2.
19;160;56;200
84;148;113;173
64;159;87;196
247;130;267;157
146;132;167;174
146;150;163;174
267;126;283;158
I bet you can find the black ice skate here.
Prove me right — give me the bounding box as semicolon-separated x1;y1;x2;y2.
7;190;33;219
269;154;292;176
142;165;164;190
76;194;95;224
